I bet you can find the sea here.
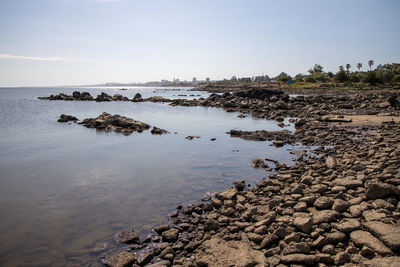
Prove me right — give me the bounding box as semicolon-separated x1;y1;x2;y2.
0;86;300;266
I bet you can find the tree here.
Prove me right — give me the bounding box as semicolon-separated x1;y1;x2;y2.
357;63;362;72
368;60;374;71
334;70;349;83
308;64;323;74
339;65;344;71
362;71;379;85
231;76;237;82
346;64;351;73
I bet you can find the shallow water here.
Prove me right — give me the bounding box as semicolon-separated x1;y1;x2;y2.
0;87;298;266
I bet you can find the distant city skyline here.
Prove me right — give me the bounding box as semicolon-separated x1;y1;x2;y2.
0;0;399;87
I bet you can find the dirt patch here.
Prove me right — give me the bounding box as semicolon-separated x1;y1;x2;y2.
329;115;400;126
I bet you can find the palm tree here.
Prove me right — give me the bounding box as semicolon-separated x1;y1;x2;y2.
368;60;374;71
357;63;362;72
346;64;351;73
339;65;344;71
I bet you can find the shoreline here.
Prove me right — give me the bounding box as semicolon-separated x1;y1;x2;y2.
96;87;400;266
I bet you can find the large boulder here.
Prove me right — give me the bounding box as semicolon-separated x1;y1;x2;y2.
366;181;400;200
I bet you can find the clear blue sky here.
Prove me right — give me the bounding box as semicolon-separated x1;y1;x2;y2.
0;0;399;86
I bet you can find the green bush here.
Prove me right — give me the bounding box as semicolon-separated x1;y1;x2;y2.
277;76;291;83
334;70;349;83
295;77;304;83
362;71;380;85
304;76;316;83
393;74;400;82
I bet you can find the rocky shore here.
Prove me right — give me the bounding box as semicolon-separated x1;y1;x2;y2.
97;87;400;267
58;113;169;136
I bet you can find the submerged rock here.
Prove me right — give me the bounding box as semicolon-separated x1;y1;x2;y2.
57;114;78;122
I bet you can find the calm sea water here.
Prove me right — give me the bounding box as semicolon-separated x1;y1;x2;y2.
0;87;298;266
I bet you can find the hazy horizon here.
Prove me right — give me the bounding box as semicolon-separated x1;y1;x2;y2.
1;0;399;87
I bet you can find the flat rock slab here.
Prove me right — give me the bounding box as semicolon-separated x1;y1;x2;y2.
102;251;135;267
360;256;400;267
114;228;139;244
364;221;400;251
280;254;317;265
193;237;266;267
350;230;392;255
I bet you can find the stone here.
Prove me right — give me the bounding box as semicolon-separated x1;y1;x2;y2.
350;230;392;255
334;179;363;189
280;254;317;265
282;242;311;255
193;237;266;267
334;251;350;265
366;181;400;200
102;251;135;267
333;219;361;233
364;221;400;251
360;256;400;266
314;197;334;210
114;228;139;244
362;210;386;221
332;199;350;212
293;216;313;233
313;210;340;224
260;234;279;249
216;188;237;200
154;224;170;235
325;156;336;169
58;114;78;122
247;232;264;244
161;228;180;242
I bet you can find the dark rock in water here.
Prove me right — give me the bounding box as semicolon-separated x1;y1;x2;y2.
114;228;140;244
39;91;94;101
72;91;81;98
234;180;245;191
133;93;142;102
185;136;200;140
161;228;179;242
151;127;169;135
79;112;150;135
210;138;216;141
58;114;78;122
95;92;113;102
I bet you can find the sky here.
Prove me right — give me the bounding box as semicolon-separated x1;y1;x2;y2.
0;0;399;87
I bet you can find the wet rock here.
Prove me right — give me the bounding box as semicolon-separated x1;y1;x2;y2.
154;224;170;235
114;228;139;244
58;114;78;122
151;127;169;135
350;230;392;255
251;158;268;168
136;251;153;266
79;112;150;134
234;180;245;191
295;118;307;127
102;251;135;267
185;136;200;140
132;93;142;102
216;188;237;201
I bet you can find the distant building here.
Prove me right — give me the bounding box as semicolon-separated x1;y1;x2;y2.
206;78;210;83
192;77;197;84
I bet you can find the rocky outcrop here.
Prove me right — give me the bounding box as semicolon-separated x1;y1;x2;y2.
57;114;78;122
79;112;150;135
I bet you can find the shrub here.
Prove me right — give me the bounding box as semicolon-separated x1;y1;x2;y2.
334;70;349;83
304;76;316;83
393;74;400;82
362;71;380;85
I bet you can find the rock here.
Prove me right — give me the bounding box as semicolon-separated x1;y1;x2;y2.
280;254;317;265
325;156;336;169
260;234;279;249
325;231;346;244
58;114;78;122
314;197;334;210
332;199;350;212
79;112;150;134
216;188;237;200
251;158;267;168
366;181;400;199
364;221;400;251
333;219;361;233
136;251;153;266
313;210;340;224
114;228;139;244
246;232;264;244
295;118;307;127
161;228;180;242
363;210;386;221
350;230;392;255
334;251;350;265
360;256;400;266
133;93;142;101
293;216;313;233
334;179;363;189
96;92;113;102
282;242;311;255
193;237;266;267
102;251;135;267
234;180;245;191
154;224;170;235
185;135;200;140
151;127;169;135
